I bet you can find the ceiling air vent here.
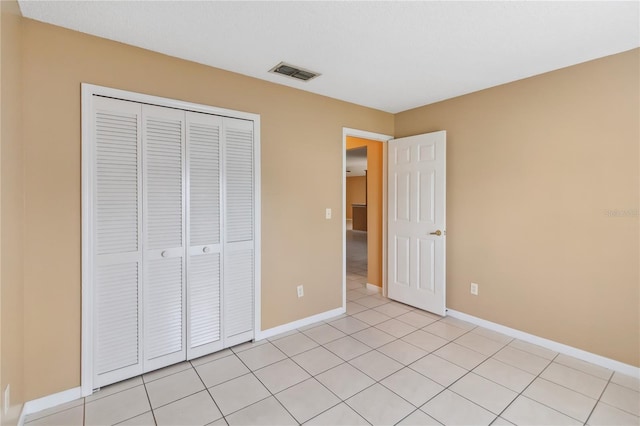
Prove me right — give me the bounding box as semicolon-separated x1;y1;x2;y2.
269;62;321;82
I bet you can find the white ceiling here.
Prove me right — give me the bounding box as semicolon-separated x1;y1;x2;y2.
18;1;639;113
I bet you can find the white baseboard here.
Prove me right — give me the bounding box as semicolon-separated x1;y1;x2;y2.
19;387;82;425
366;283;382;293
447;309;639;377
256;307;346;340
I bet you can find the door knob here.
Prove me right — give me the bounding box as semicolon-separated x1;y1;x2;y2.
161;250;168;258
429;230;442;236
203;246;210;253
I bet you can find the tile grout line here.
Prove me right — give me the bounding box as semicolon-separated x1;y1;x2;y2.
190;358;230;425
583;369;614;424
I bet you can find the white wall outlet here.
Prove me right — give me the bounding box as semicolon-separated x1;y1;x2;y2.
325;208;332;219
4;384;9;416
297;285;304;298
470;282;479;296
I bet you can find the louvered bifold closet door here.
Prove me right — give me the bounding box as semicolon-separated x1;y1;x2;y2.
223;117;255;346
142;105;187;372
92;96;144;388
186;112;223;359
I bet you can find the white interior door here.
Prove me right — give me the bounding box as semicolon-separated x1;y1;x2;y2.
186;112;224;359
92;96;144;387
142;105;187;371
387;131;446;315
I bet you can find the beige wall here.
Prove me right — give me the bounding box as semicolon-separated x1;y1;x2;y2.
345;176;366;220
346;138;383;287
1;1;25;424
19;18;393;400
395;49;640;367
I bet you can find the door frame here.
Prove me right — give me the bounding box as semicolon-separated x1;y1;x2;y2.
81;84;261;396
342;128;393;309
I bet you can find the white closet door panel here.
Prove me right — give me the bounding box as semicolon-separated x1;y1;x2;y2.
144;258;184;360
143;106;185;251
188;112;222;247
224;119;254;243
142;105;186;371
186;112;223;358
224;249;254;339
92;96;143;387
188;254;222;354
95;262;140;376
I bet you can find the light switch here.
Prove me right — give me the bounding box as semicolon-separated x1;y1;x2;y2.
325;208;332;219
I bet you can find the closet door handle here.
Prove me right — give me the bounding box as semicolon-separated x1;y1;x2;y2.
202;246;210;254
161;250;168;258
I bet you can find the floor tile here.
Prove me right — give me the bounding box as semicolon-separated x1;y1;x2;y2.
507;339;557;360
540;362;608;399
409;354;467;387
302;323;346;345
554;354;612;380
153;390;222;426
421;389;496;426
324;336;372;361
190;349;233;367
349;350;403;381
209;373;270;415
375;318;417;338
378;339;428;365
346;290;367;301
328;317;369;334
381;367;443;407
352;309;390;326
316;363;375;400
347;281;364;290
268;329;301;341
305;403;369;425
354;295;389;308
146;368;206;409
254;358;311;393
523;378;597;422
454;332;506;356
351;326;396;348
433;342;487;370
206;417;228;426
225;396;297;426
611;371;640;392
491;417;514;425
27;405;84;426
143;361;193;383
291;346;343;376
345;301;368;315
422;321;468;341
297;321;325;332
587;401;640;426
600;382;640;416
275;378;340;423
195;354;250;387
402;330;448;352
501;396;581;426
85;385;151;426
86;377;144;403
235;343;287;370
271;332;318;357
373;302;412;318
116;411;155;425
492;346;551;375
25;398;84;422
396;409;442;425
396;311;438;328
472;357;536;392
450;372;517;415
346;383;414;425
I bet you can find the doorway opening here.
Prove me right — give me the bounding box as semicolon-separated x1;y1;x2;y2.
346;146;368;290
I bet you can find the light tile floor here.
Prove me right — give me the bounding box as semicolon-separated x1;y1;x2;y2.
26;230;640;425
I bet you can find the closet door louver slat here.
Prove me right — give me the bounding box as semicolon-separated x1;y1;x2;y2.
93;97;144;387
